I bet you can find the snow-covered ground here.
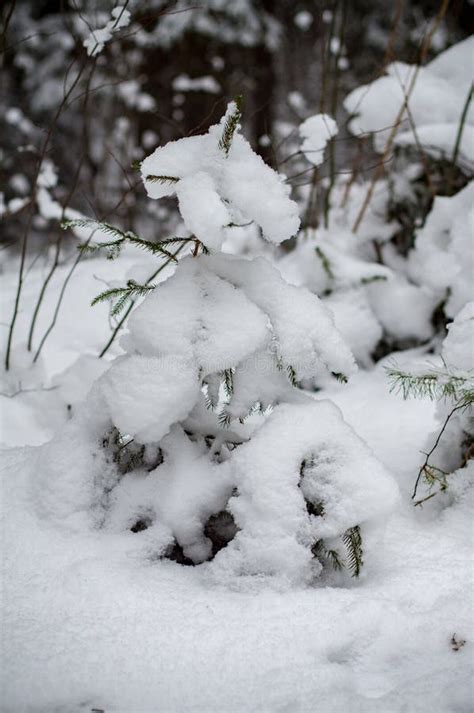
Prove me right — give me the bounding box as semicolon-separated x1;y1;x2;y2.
1;252;472;713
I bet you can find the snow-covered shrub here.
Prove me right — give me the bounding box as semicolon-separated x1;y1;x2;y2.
36;103;398;586
276;108;444;362
344;37;474;172
389;303;474;505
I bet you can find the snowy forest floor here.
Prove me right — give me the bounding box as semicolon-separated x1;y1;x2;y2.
1;252;473;713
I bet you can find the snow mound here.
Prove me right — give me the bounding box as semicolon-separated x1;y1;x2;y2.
100;354;200;443
324;290;383;367
366;276;437;342
212;399;399;585
123;256;270;374
408;181;474;318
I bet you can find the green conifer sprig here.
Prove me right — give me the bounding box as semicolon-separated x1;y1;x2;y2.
157;236;210;255
145;174;180;185
313;540;344;571
203;390;214;411
286;364;298;387
360;275;387;285
63;219;180;262
63;218;131;241
218;410;232;428
389;363;474;503
122;234;178;261
342;525;363;578
79;240;122;260
301;459;364;577
218;96;243;157
326;547;344;571
387;367;474;404
223;368;234;398
275;357;299;386
92;280;156;316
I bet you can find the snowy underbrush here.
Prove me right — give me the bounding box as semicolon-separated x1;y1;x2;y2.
281;37;473;366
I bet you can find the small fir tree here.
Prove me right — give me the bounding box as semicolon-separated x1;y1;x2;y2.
39;103;398;586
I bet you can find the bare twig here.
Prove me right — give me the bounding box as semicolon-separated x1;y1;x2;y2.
4;53;88;369
452;82;473;167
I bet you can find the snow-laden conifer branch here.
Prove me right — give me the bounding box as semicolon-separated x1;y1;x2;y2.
140;99;300;249
387;367;474;404
312;541;344;572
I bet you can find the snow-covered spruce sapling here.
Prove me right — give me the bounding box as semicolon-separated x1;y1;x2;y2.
388;303;474;506
42;102;398;585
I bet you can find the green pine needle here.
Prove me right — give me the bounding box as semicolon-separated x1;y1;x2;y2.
125;234;179;261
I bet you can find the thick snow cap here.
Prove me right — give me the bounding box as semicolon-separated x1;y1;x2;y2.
140;101;301;250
